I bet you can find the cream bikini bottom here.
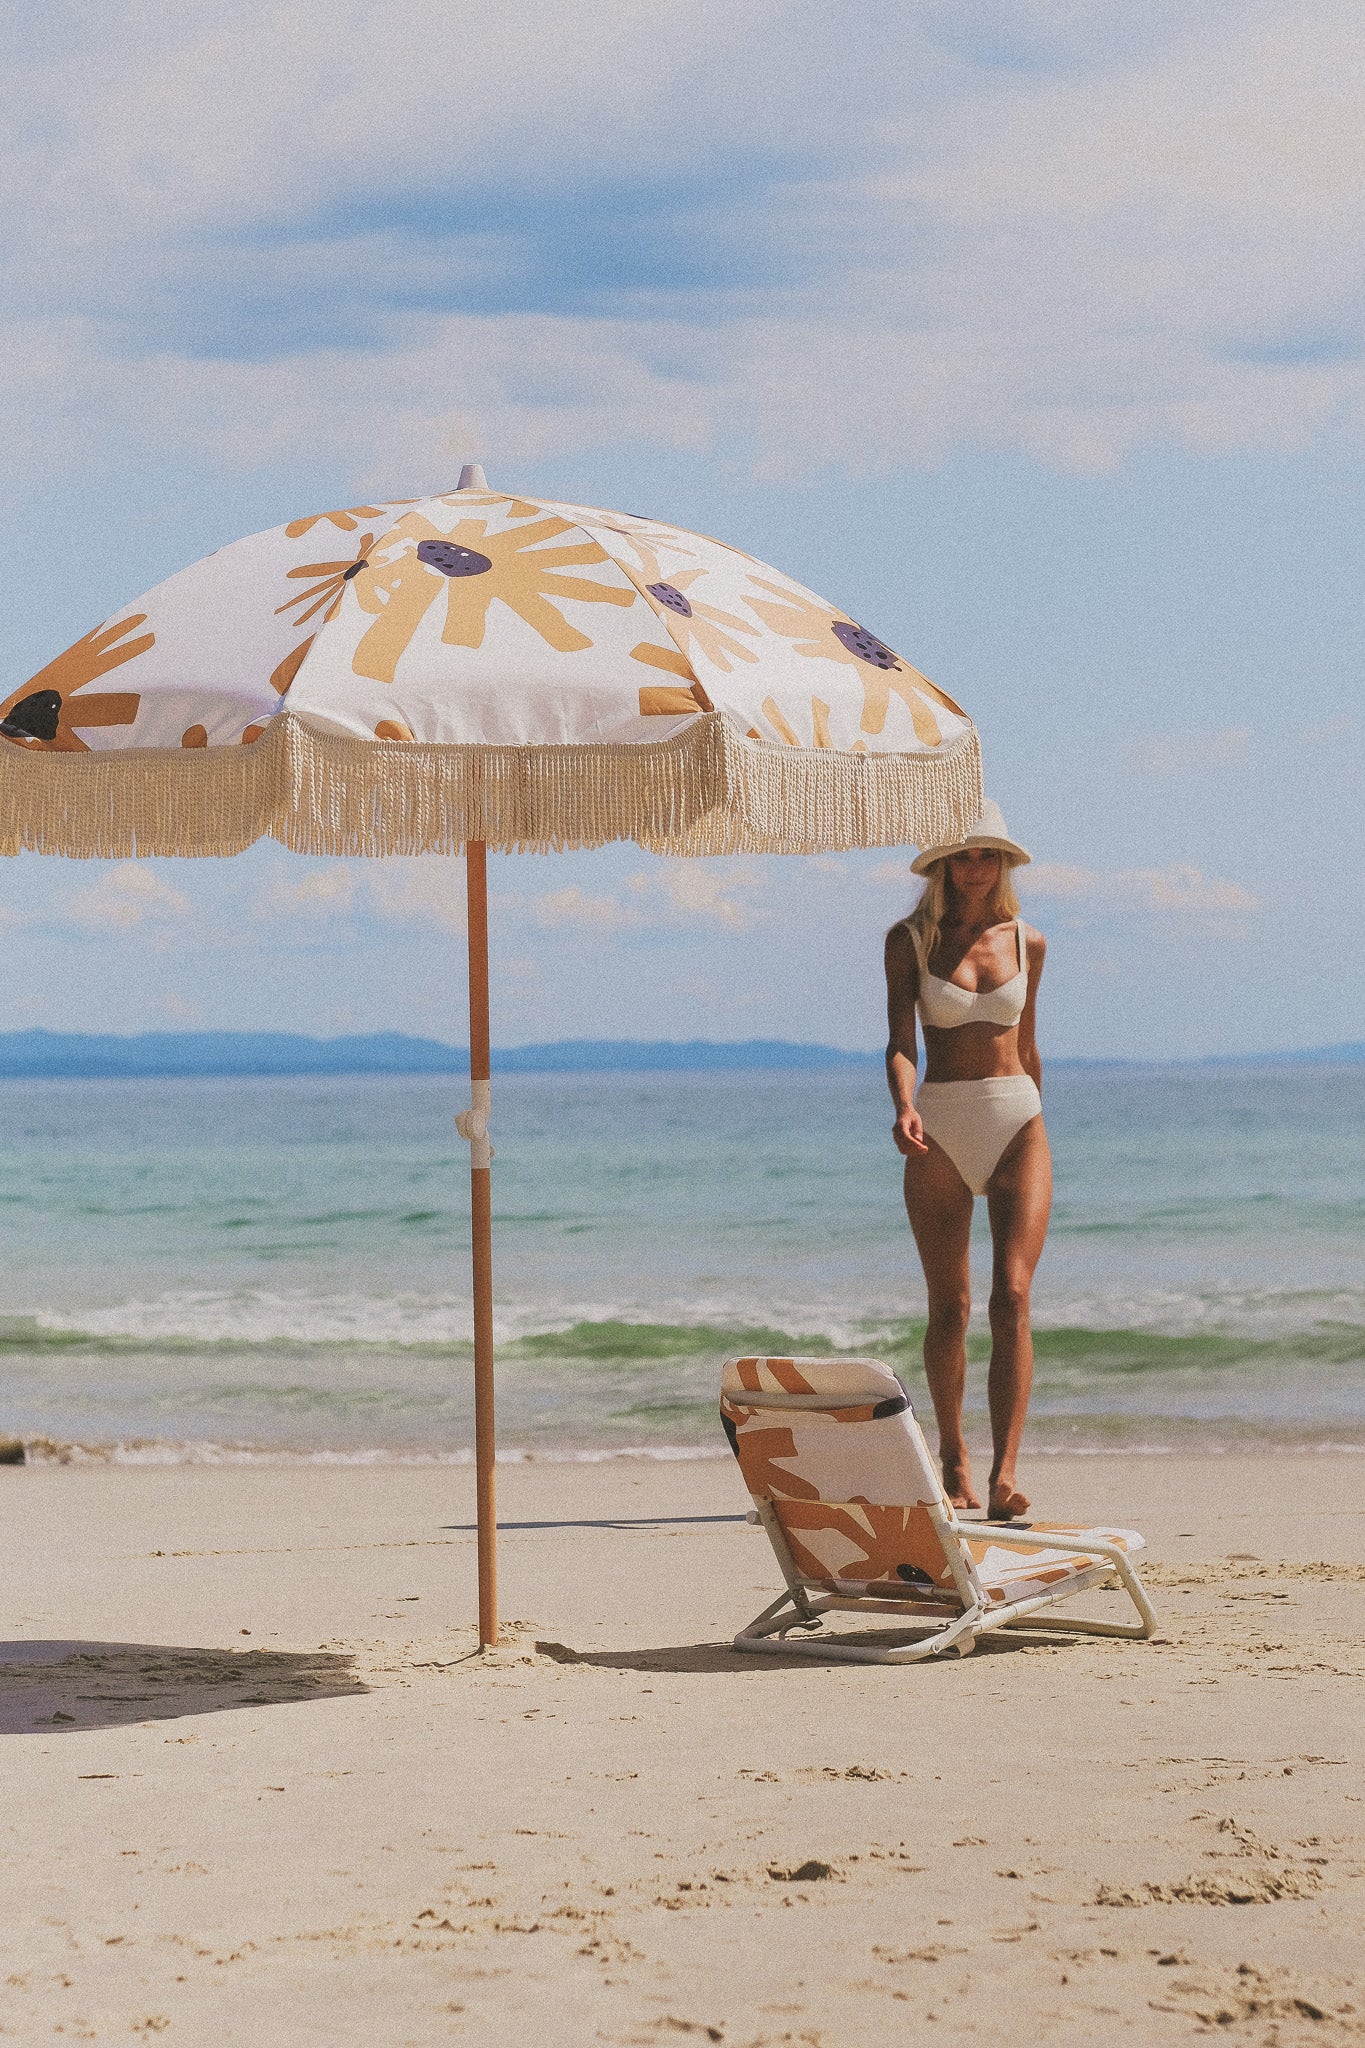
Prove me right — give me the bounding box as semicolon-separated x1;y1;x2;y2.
915;1076;1043;1195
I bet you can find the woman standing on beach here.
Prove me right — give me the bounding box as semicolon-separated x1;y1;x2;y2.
884;800;1049;1520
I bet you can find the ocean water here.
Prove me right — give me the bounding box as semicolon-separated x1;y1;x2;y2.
0;1065;1361;1462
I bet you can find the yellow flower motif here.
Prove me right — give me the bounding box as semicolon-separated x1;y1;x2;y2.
0;615;152;751
570;526;716;712
762;696;799;745
594;515;700;559
269;639;314;697
350;510;637;685
276;534;377;629
743;578;963;747
621;557;759;678
599;510;761;567
437;491;546;521
284;503;407;538
182;718;273;746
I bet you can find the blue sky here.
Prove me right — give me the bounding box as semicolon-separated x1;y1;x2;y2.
1;0;1361;1057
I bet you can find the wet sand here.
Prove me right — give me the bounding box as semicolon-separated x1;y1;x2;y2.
1;1453;1362;2044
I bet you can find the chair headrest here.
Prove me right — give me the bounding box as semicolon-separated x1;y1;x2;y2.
721;1356;905;1408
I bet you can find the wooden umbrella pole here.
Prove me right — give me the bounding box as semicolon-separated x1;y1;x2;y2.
464;840;498;1647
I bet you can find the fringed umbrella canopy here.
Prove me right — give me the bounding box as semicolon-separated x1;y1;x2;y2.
0;478;980;858
0;470;984;1645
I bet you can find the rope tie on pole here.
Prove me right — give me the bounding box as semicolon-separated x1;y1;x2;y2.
456;1079;495;1168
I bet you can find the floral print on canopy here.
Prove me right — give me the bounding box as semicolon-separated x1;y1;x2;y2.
568;522;718;715
349;508;639;684
284;502;412;538
270;639;315;697
277;535;377;629
630;565;760;677
0;484;980;766
0;616;152;752
437;491;547;521
742;578;966;746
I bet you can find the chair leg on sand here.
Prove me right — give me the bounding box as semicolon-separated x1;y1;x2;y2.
720;1359;1159;1666
994;1558;1158;1640
973;1530;1159;1641
733;1590;984;1663
733;1501;981;1661
732;1532;1157;1664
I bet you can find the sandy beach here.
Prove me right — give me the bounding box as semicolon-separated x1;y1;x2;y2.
2;1451;1362;2045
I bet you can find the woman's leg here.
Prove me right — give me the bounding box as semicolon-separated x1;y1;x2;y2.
983;1115;1053;1518
903;1141;978;1508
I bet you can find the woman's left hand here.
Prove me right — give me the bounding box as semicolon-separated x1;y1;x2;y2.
892;1108;928;1157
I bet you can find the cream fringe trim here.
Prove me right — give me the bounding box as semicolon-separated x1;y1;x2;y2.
0;714;983;860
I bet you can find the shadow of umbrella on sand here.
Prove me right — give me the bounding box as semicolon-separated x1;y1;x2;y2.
0;465;983;1647
0;1640;368;1735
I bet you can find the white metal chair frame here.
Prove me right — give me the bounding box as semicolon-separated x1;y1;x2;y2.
729;1381;1158;1663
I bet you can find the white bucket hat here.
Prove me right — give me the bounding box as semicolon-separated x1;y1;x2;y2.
911;797;1031;876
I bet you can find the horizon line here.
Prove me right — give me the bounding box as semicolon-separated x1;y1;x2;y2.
0;1027;1359;1076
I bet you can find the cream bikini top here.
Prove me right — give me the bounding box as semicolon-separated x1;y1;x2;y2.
905;919;1028;1030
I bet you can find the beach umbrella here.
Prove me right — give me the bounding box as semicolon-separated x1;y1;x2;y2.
0;465;982;1645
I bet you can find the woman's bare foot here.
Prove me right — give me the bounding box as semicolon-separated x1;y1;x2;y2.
988;1476;1030;1520
942;1457;982;1512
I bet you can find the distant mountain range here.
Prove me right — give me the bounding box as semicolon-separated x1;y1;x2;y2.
0;1031;874;1079
0;1030;1359;1079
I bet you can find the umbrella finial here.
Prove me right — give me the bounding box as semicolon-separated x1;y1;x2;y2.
457;463;489;491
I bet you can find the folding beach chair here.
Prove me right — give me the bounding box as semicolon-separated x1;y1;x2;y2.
721;1356;1156;1662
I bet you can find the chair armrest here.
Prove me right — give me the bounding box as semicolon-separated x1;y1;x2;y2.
961;1524;1141;1562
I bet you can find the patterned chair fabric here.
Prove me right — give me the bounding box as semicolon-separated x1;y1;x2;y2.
720;1356;1145;1609
720;1355;972;1607
966;1525;1144;1605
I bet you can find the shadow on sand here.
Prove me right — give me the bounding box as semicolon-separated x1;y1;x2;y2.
0;1640;369;1735
444;1515;748;1534
534;1624;1085;1674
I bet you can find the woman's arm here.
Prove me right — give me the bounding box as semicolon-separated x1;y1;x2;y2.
1016;925;1046;1093
885;925;928;1155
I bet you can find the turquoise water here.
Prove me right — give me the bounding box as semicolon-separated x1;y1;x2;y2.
0;1065;1361;1459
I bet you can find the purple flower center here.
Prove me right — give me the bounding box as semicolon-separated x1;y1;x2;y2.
833;620;899;669
647;581;693;618
417;541;494;578
1;689;61;742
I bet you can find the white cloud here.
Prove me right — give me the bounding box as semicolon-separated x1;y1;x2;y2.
254;865;356;918
868;852;1261;916
6;2;1365;489
521;864;766;933
1023;860;1259;913
657;860;764;929
65;864;191;932
1021;862;1097;900
158;992;202;1023
1139;867;1259;914
1123;726;1255;774
868;858;919;887
1298;712;1355;746
530;885;645;932
365;858;467;933
248;854;470;934
4;1;772;246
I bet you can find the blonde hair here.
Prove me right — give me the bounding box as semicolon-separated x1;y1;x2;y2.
899;856;1020;971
